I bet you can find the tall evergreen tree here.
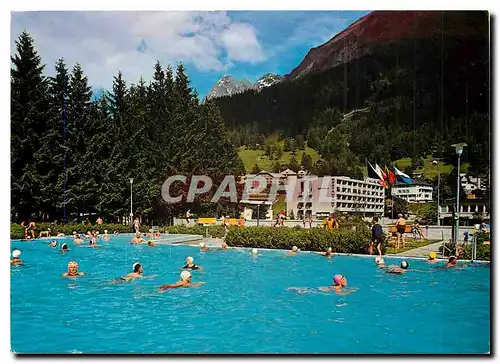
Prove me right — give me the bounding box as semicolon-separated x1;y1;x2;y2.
33;58;68;221
11;31;50;220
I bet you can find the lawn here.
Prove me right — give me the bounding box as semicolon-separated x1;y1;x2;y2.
393;155;469;180
388;238;441;255
238;145;320;173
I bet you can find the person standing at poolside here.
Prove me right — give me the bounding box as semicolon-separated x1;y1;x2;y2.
27;220;36;239
133;217;141;234
395;214;406;249
96;217;103;225
62;261;85;278
185;210;191;225
325;216;334;230
159;271;205;291
308;214;313;229
369;216;384;256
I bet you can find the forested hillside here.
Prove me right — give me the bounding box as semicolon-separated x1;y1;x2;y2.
214;11;489;179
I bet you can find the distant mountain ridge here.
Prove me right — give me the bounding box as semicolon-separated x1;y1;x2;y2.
206;73;283;100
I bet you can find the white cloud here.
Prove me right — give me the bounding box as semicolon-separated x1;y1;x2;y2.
10;11;266;90
221;23;264;62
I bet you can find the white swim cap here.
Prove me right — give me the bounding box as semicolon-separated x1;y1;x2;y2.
186;256;194;263
252;248;258;255
104;230;108;233
180;270;191;281
375;256;385;264
327;247;332;252
72;231;77;235
401;260;409;269
12;250;21;258
199;242;206;248
292;246;298;252
133;262;140;271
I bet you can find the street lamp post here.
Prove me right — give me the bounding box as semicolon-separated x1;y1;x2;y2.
432;160;441;226
451;143;467;243
129;178;134;224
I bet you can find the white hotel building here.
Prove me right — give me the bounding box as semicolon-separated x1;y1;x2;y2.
391;183;433;203
287;175;385;219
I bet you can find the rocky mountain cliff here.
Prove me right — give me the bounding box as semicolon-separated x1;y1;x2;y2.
287;10;487;79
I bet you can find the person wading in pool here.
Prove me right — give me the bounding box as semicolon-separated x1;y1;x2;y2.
199;242;209;251
316;247;334;258
369;216;384;256
395;214;406;249
11;250;23;266
374;256;386;268
445;255;468;268
60;243;70;253
319;275;357;295
427;252;438;263
119;263;156;282
182;256;201;270
287;246;299;256
103;230;110;241
62;261;85;278
159;271;205;291
130;232;145;244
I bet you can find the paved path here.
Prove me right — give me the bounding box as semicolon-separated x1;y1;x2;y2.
393;241;445;258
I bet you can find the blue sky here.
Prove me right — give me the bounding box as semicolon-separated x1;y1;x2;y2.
11;11;369;99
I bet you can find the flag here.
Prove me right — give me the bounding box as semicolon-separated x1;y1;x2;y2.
367;160;383;180
385;166;396;185
375;164;388;188
393;166;413;184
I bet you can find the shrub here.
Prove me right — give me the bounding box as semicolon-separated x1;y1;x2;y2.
164;225;226;238
225;226;387;254
439;240;491;261
10;223;152;239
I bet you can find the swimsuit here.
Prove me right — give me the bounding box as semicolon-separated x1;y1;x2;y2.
183;264;199;270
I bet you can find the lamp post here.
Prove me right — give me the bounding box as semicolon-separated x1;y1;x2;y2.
431;160;441;226
451;143;467;243
129;178;134;224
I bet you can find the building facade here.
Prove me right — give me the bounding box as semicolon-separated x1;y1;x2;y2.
288;175;385;219
391;183;433;203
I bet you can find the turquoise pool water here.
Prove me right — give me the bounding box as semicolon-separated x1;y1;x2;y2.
11;235;490;354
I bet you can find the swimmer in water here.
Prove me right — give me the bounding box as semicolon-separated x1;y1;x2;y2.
10;250;23;265
316;247;334;258
199;242;209;251
60;243;70;253
445;256;466;268
49;240;58;248
182;256;201;270
375;256;386;268
74;233;83;244
428;251;438;263
384;260;409;274
251;248;259;256
62;261;85;278
147;240;155;247
114;231;119;235
159;271;205;291
130;233;145;244
103;230;110;241
319;275;357;295
119;262;156;282
288;246;299;256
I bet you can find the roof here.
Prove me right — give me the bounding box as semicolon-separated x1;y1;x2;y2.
392;182;432;187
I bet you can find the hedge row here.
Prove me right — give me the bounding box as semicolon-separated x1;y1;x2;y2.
10;223;152;240
225;226;387;254
164;225;226;238
439;241;491;261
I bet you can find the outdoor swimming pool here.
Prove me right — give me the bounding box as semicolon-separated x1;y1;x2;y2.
11;234;490;354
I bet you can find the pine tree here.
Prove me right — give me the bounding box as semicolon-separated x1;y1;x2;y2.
288;156;300;172
300;152;312;171
251;164;261;174
34;58;68;221
11;30;50;221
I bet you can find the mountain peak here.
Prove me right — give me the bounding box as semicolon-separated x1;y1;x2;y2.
206;73;283;100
